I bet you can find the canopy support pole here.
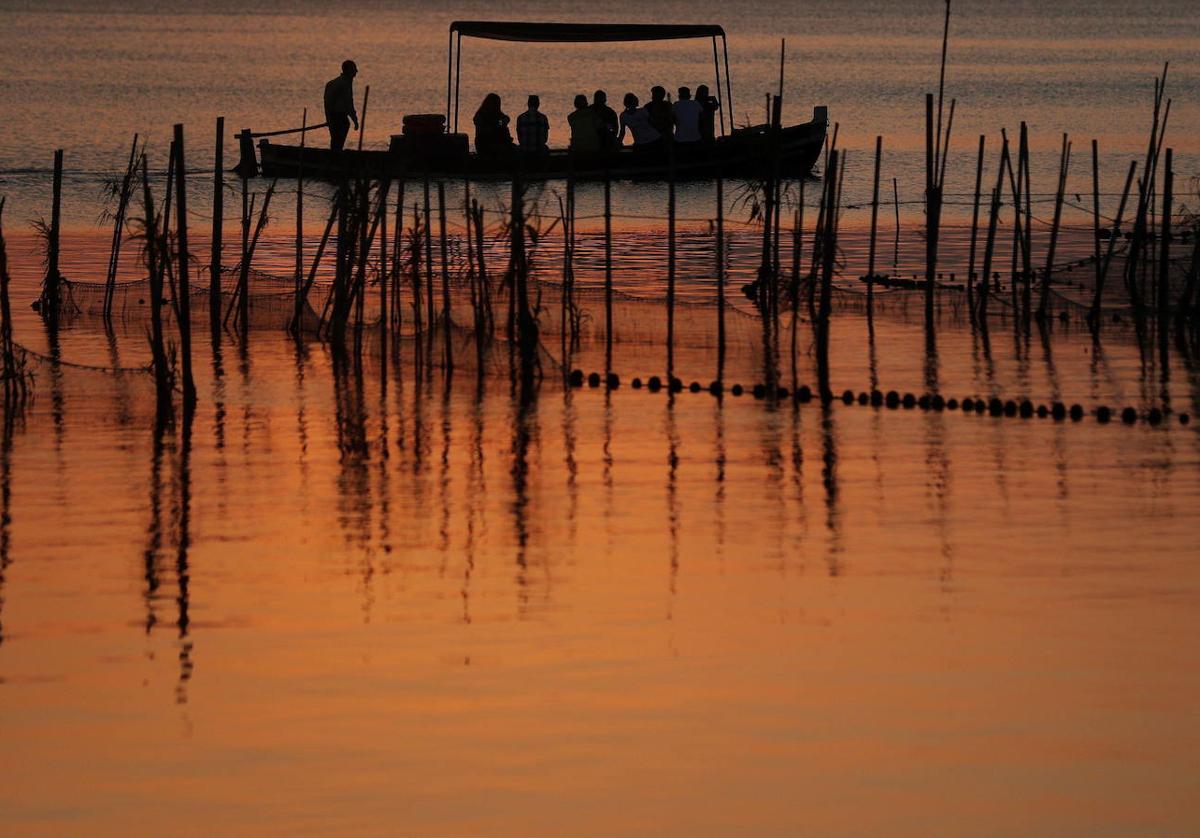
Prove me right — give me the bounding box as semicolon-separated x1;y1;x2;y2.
454;33;463;133
721;35;734;133
446;29;454;129
712;36;725;137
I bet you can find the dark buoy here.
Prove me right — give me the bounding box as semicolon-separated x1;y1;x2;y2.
1179;413;1190;425
1036;404;1049;418
606;372;620;389
858;392;869;406
1121;406;1137;424
870;390;883;407
1019;400;1033;418
820;389;835;404
1003;400;1017;417
1148;407;1163;425
917;394;930;410
974;400;986;414
961;397;974;412
1051;402;1066;421
752;384;766;399
569;369;584;387
1096;405;1111;423
1069;404;1084;421
669;377;683;393
946;398;959;410
797;385;813;403
886;390;900;408
731;384;744;396
688;381;701;393
932;395;945;411
632;377;643;389
587;372;601;388
776;386;789;399
988;398;1003;416
842;389;854;405
708;381;723;396
647;376;662;392
902;393;916;409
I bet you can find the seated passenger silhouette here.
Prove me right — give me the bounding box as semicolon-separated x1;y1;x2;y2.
323;60;359;151
673;87;702;144
617;93;662;149
591;90;619;149
473;93;513;156
696;84;721;143
645;85;674;140
568;94;603;154
516;95;550;154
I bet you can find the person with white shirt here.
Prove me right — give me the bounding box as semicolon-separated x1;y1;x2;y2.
672;86;702;145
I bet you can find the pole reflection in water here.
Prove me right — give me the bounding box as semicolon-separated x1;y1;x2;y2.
0;404;15;648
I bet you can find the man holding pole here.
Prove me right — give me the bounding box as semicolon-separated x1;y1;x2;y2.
324;60;359;151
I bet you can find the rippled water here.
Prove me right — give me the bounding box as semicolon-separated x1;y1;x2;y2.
2;1;1200;834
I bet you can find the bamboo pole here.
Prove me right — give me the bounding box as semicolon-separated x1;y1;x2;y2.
1090;160;1137;328
423;176;435;337
0;198;21;402
42;149;64;321
604;172;613;377
1036;133;1070;321
437;181;452;372
294;109;306;335
104;135;139;323
410;202;423;337
172;124;197;407
978;135;1011;326
1158;148;1173;321
667;148;676;382
141;155;172;416
816;149;840;400
210;117;224;325
1091;140;1102;298
967;134;985;320
866;135;882;303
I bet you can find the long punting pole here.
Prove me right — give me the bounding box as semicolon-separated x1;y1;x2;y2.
357;85;370;152
721;35;734;132
454;33;463;134
1090;140;1102;302
172;123;196;407
210;116;224;325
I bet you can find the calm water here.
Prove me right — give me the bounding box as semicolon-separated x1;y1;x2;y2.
2;1;1200;834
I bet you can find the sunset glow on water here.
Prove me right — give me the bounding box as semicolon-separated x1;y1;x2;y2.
1;1;1199;834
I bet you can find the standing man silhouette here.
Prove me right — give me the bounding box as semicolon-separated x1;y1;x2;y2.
324;60;359;151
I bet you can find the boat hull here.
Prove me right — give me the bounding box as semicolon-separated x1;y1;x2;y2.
254;112;827;182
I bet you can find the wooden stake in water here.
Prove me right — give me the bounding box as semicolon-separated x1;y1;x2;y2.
1090;160;1137;329
967;134;985;320
978;135;1010;326
104;134;139;323
141;155;172;416
667;147;677;382
716;175;726;384
423;176;435;338
1158;148;1173;323
437;181;452;372
172;124;197;407
604;172;613;377
41;149;64;322
1036;133;1070;321
866;135;882;303
210;116;224;325
294;108;306;336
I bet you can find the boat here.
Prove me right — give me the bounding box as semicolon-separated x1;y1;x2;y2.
240;21;829;182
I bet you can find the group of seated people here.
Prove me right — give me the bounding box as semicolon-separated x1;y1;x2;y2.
472;86;721;156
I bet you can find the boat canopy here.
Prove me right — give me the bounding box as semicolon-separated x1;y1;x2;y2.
449;21;725;43
446;20;733;137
